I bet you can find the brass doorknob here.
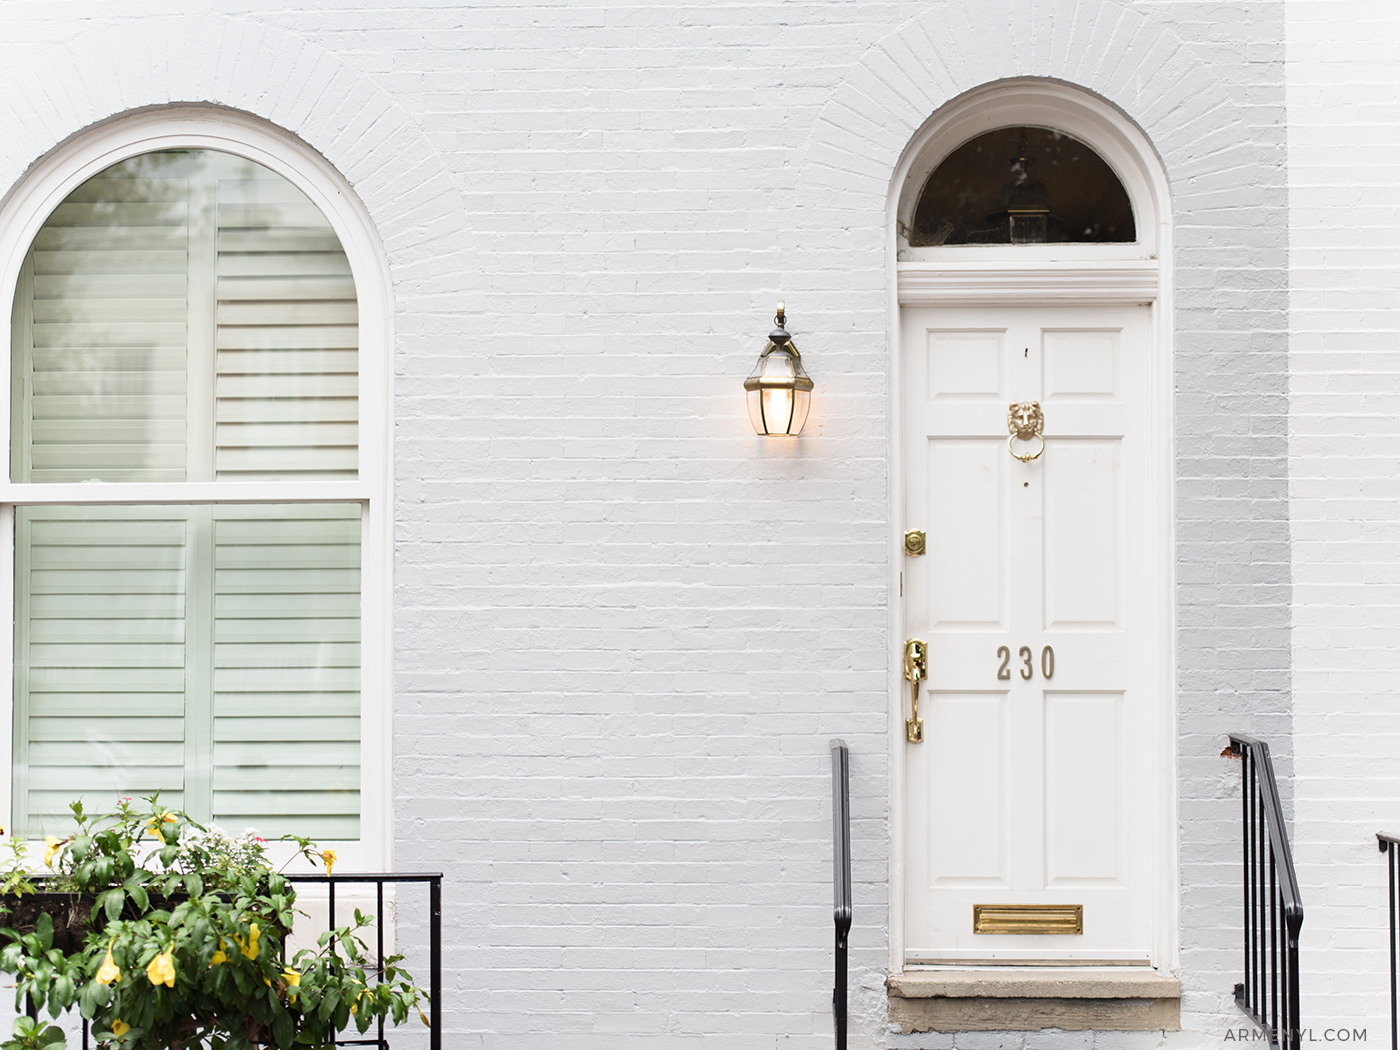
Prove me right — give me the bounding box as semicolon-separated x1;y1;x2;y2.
904;638;927;743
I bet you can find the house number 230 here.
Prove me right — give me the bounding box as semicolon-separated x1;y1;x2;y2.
996;645;1055;681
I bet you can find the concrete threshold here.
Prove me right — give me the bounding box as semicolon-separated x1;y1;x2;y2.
887;967;1181;1033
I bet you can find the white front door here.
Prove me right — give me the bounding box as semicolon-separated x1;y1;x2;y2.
901;302;1156;964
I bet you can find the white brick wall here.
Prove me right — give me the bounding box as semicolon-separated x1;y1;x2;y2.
0;2;1290;1047
1288;0;1400;1038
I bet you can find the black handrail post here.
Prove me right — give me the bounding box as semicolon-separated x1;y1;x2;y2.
1287;915;1301;1050
1270;847;1278;1037
430;874;443;1050
831;739;851;1050
1248;739;1260;1013
1377;834;1400;1050
1392;839;1397;1050
1230;734;1303;1050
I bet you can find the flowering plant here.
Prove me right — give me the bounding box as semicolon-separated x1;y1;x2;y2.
0;799;428;1049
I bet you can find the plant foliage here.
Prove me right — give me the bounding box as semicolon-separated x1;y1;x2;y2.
0;799;428;1049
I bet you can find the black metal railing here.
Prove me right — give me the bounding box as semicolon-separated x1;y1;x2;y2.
68;872;442;1049
284;872;442;1049
830;739;851;1050
1377;833;1400;1050
1229;734;1303;1050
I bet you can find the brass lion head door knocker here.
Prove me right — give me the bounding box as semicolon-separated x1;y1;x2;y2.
1007;400;1044;462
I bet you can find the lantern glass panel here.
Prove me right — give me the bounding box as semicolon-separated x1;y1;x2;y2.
746;346;813;436
788;387;811;434
761;387;794;434
746;389;767;434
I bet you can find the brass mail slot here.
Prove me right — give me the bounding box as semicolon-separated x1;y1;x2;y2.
973;904;1083;935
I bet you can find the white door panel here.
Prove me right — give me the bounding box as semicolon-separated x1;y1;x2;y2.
902;303;1154;962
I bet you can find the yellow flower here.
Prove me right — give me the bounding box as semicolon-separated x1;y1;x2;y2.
209;938;228;967
96;942;121;985
145;811;177;845
350;983;371;1017
282;969;300;1000
145;946;175;988
43;836;64;867
110;1019;130;1037
233;922;260;961
320;848;337;876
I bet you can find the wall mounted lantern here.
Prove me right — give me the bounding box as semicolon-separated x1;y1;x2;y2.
744;301;813;436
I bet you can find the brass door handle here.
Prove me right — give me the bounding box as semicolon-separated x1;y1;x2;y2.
904;638;927;743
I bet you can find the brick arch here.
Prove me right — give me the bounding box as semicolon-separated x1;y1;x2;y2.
793;0;1257;239
0;12;468;296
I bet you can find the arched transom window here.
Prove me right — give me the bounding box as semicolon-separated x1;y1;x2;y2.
909;126;1135;246
9;147;371;844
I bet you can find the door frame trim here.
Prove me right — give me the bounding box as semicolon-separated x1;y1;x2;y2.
898;261;1159;308
885;79;1178;973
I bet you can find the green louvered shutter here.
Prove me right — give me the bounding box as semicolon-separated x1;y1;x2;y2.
214;162;359;480
12;167;190;482
211;505;360;839
14;507;191;831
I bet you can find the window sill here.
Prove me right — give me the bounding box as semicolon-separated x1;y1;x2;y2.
886;967;1181;1033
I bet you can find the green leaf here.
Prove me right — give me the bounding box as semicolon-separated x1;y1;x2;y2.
33;913;51;952
98;888;124;923
270;1010;292;1049
49;974;73;1010
77;979;103;1016
122;878;149;912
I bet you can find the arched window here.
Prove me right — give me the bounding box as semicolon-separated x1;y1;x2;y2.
908;126;1135;246
1;117;389;864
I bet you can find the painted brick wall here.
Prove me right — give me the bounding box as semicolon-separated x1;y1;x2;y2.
0;2;1288;1048
1288;0;1400;1038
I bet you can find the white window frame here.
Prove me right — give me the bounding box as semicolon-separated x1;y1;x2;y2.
0;107;394;871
